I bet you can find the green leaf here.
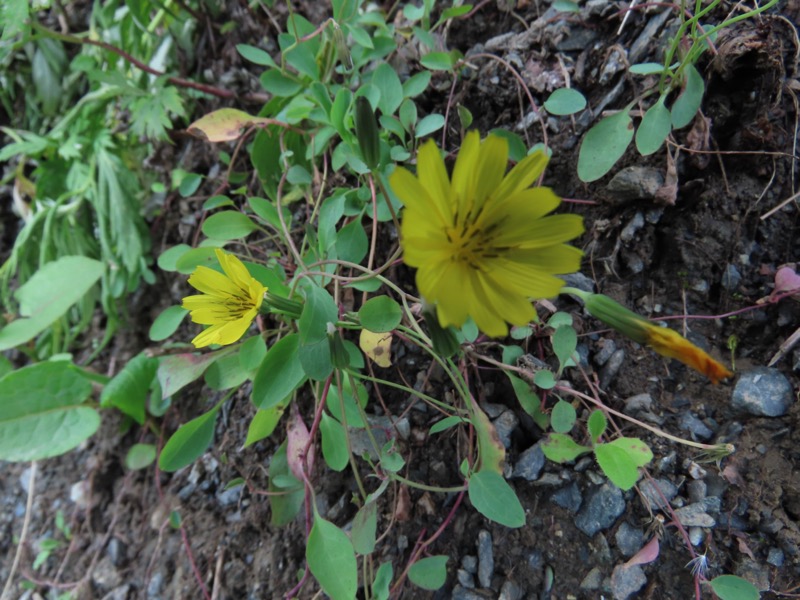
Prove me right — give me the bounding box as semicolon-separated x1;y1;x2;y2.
380;440;405;472
708;575;760;600
326;375;368;428
629;62;666;75
178;173;203;197
159;401;222;472
415;114;445;138
0;256;104;351
577;107;635;182
336;218;368;264
408;555;449;591
588;409;607;442
402;71;431;98
157;348;234;399
0;361;99;461
544;88;587;115
205;352;250;390
149;306;189;341
125;443;157;470
533;369;556;390
541;433;591;463
547;311;573;329
372;62;404;115
244;406;285;448
506;373;547;428
552;325;577;372
202;211;258;240
236;44;277;67
157;244;191;272
372;562;393;600
252;334;306;409
594;438;652;490
100;352;158;424
420;51;456;71
352;501;378;554
320;412;349;471
260;68;303;96
239;335;267;371
468;470;525;528
307;515;358;600
552;0;580;11
1;0;29;41
551;399;577;433
249;196;292;229
429;415;468;434
358;296;402;332
671;64;704;129
636;94;671;155
298;283;339;344
269;441;304;525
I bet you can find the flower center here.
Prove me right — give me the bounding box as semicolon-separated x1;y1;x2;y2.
445;202;506;268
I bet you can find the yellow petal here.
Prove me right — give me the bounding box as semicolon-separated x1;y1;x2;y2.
494;150;549;199
473;134;508;205
416;140;453;222
451;131;481;215
187;265;242;297
644;325;734;384
495;214;585;248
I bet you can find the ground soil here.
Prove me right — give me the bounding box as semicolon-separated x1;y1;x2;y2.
2;1;799;599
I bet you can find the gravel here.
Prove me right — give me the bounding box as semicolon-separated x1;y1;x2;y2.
731;367;794;417
574;483;625;536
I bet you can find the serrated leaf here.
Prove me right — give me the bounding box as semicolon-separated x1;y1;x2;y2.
468;470;525;527
577;107;635;182
307;515;358;600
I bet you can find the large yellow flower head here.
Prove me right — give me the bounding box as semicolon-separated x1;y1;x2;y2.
182;248;267;348
390;131;584;337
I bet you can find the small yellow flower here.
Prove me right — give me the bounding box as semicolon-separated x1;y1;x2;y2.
182;248;267;348
390;131;584;337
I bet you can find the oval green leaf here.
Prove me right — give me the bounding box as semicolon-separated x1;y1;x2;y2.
408;555;449;591
201;211;258;240
358;296;402;332
159;402;221;472
577;107;635;182
671;64;704;129
149;305;189;341
708;575;760;600
551;399;577;433
320;411;349;472
636;95;671;155
125;443;157;470
307;515;358;600
468;470;525;528
252;334;306;409
544;87;587;116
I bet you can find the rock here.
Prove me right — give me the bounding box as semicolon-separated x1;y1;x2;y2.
624;393;653;413
605;167;664;204
499;580;523;600
688;526;705;546
594;339;617;366
575;483;625;536
20;467;34;494
678;412;714;441
610;563;647;600
638;478;678;509
100;585;131;600
217;483;244;507
493;411;519;449
735;558;771;592
732;367;794;417
599;349;626;389
674;502;715;527
687;480;707;503
457;569;475;588
687;461;707;480
620;212;645;243
561;272;595;293
146;570;164;599
477;530;494;589
451;585;486;600
580;567;603;590
721;264;742;290
461;555;477;573
615;522;644;557
92;556;122;590
512;443;545;481
551;482;583;513
767;547;785;567
70;480;91;509
107;537;127;567
555;27;599;52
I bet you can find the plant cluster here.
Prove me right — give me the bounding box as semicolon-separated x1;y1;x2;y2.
0;1;785;599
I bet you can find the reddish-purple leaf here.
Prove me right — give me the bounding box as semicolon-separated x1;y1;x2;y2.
286;405;313;482
774;266;800;295
625;536;660;567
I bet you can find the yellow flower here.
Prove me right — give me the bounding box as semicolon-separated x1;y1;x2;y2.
181;248;267;348
567;288;734;384
390;131;584;337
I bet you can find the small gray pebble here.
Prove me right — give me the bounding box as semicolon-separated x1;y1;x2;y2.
451;585;486;600
493;411;519;449
620;212;645;243
605;166;664;203
100;585;131;600
551;482;583;513
767;547;785;567
678;412;714;441
575;483;625;536
481;402;506;419
594;339;617;366
611;563;647;600
457;569;475;589
499;580;523;600
580;566;603;590
689;526;705;546
639;478;678;509
147;570;164;599
674;503;715;527
721;264;741;290
107;537;127;567
615;522;644;557
735;558;771;592
217;483;243;507
461;555;477;573
599;349;626;389
561;272;596;293
624;393;653;413
512;443;545;481
687;480;707;503
477;530;494;589
732;367;794;417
